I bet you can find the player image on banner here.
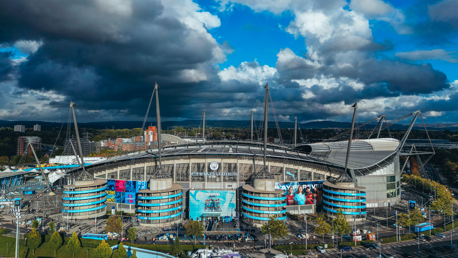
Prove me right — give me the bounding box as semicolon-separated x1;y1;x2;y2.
275;181;324;206
189;190;236;220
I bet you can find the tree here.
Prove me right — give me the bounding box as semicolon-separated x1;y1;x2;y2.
185;221;203;245
333;209;352;241
131;250;138;258
397;213;410;234
172;236;182;254
127;227;137;243
314;215;332;242
112;242;128;258
261;216;289;245
26;228;42;255
93;239;112;258
105;216;122;234
49;230;63;256
0;156;9;166
32;219;39;229
409;208;425;225
66;231;81;258
48;220;55;234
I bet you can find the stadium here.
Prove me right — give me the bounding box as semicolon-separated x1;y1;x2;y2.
64;137;402;226
61;86;426;228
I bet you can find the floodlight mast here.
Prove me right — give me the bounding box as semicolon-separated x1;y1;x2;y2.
27;142;53;191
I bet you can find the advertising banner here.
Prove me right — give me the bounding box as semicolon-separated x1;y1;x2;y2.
189;190;236;220
275;181;324;206
106;180;148;204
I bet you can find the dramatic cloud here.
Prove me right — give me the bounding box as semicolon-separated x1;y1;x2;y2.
396;49;458;63
0;0;456;123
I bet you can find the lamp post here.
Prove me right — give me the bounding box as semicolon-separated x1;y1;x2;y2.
417;218;420;258
13;205;20;258
305;215;308;250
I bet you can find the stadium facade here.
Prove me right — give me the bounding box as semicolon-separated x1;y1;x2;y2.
65;137;401;226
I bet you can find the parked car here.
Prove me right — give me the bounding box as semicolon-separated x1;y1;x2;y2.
371;243;380;249
359;255;368;258
338;245;352;251
424;236;431;241
382;253;394;258
427;255;439;258
361;242;373;249
402;252;413;258
416;236;426;242
315;246;325;253
435;232;446;238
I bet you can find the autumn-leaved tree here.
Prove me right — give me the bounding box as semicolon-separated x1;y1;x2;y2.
314;215;332;242
105;216;122;234
333;208;352;241
94;239;112;258
49;230;63;256
112;242;128;258
261;216;289;245
185;221;203;245
66;231;81;258
26;228;42;255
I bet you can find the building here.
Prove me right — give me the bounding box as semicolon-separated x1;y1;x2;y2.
33;124;41;131
17;136;41;155
64;136;402;226
64;133;96;156
14;125;25;133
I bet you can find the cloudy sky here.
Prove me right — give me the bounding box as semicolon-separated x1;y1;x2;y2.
0;0;457;124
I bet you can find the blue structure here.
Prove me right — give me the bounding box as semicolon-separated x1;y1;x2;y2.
322;181;367;219
241;184;287;226
82;233;108;240
137;183;183;226
415;222;433;232
62;179;107;219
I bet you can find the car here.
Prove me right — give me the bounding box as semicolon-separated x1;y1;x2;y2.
435;232;446;238
361;242;373;249
424;247;437;254
424;236;432;241
427;255;439;258
371;243;380;249
443;245;455;251
381;253;394;258
315;246;325;253
343;255;355;258
416;236;426;242
338;245;352;251
359;255;368;258
433;246;446;252
402;253;414;258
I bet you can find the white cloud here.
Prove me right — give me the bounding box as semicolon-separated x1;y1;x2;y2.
424;111;444;117
13;40;42;54
396;49;458;63
219;61;277;85
293;75;364;90
179;69;208;83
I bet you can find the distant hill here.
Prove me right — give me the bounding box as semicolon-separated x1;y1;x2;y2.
0;119;455;130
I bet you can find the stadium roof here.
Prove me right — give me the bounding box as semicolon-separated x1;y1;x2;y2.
80;139;399;175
